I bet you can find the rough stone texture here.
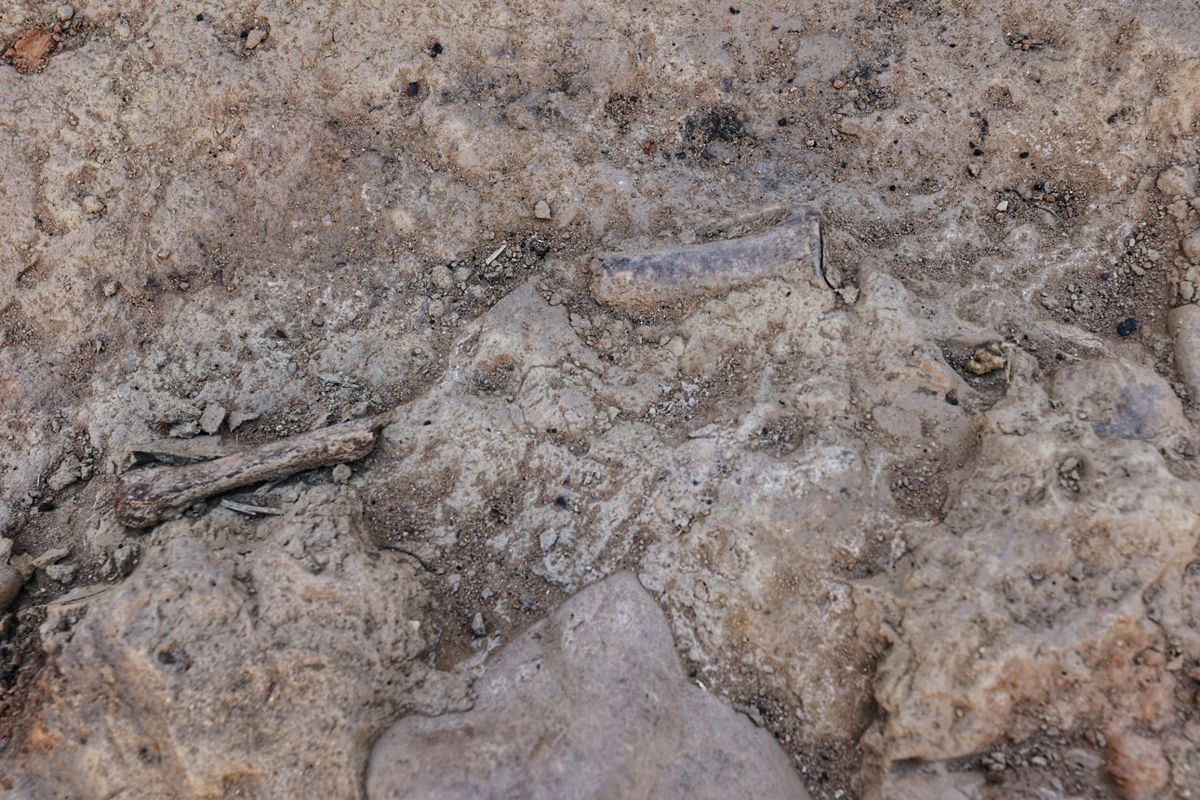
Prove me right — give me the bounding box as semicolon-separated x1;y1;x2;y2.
1105;729;1170;800
5;489;470;799
366;572;808;800
854;355;1200;777
3;1;1200;799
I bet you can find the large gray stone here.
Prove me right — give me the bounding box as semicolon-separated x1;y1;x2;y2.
366;572;809;800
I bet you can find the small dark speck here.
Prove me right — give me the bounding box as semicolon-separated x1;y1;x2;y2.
1117;317;1139;338
195;13;204;21
973;148;983;156
422;419;432;426
948;42;957;48
1018;150;1030;159
729;6;740;13
888;184;897;191
405;81;421;97
1106;113;1118;124
37;501;55;512
274;328;287;339
429;41;443;58
777;117;788;126
945;392;960;406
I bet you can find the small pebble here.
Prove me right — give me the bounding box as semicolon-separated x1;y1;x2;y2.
244;28;267;49
534;200;552;220
431;265;454;290
102;279;119;297
44;562;77;583
332;464;352;484
539;529;558;551
82;195;106;214
471;611;487;637
996;200;1010;212
56;4;74;21
1116;317;1138;338
1182;228;1200;263
199;403;226;435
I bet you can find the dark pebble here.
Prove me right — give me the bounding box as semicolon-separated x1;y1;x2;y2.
1117;317;1139;337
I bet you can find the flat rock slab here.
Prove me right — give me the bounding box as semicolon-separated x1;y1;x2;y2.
366;571;809;800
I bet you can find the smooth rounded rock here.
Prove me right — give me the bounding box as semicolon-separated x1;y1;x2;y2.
366;572;810;800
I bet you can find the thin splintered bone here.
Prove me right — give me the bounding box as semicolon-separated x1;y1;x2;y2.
114;417;384;529
219;499;283;516
591;208;823;314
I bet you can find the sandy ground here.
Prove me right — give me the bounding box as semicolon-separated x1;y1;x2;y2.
3;1;1200;798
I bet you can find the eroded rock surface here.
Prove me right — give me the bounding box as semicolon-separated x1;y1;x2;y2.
6;489;469;799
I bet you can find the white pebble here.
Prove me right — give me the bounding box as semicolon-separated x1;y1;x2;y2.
199;404;227;435
56;4;74;21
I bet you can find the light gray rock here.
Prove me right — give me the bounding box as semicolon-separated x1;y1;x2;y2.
199;404;226;435
1156;164;1195;197
366;571;809;800
1169;304;1200;400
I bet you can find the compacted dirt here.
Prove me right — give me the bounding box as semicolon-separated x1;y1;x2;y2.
3;1;1200;798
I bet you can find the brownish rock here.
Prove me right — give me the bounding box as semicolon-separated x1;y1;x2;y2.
1105;729;1169;800
5;28;54;74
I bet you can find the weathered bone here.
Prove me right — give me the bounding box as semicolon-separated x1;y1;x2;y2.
114;417;384;528
591;208;823;314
